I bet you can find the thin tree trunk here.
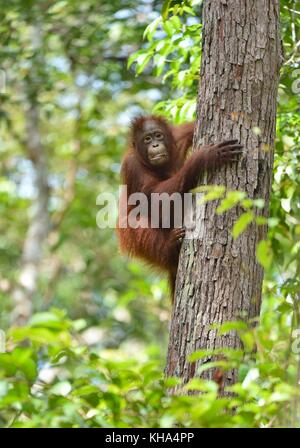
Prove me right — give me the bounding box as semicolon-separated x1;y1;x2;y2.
11;23;50;326
11;100;50;326
166;0;282;392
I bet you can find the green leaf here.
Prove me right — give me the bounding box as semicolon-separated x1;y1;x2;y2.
192;185;225;200
232;212;254;239
169;15;181;32
185;378;218;392
179;99;196;121
127;52;138;69
0;353;17;376
216;191;246;214
188;349;215;362
162;16;181;36
72;385;100;396
47;1;68;15
135;53;153;74
240;331;255;351
255;216;267;225
256;240;273;269
281;197;291;212
241;199;253;209
50;381;72;397
162;0;172;20
215;321;248;334
20;359;37;382
143;17;162;41
253;198;265;209
154;54;167;76
277;302;293;313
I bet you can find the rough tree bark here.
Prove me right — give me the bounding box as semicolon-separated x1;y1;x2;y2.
166;0;282;391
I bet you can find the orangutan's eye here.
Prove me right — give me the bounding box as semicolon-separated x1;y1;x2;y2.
144;136;152;144
155;132;163;140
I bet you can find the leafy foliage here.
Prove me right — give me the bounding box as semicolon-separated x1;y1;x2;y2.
0;309;299;428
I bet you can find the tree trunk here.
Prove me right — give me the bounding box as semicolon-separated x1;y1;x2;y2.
11;99;50;327
11;23;50;326
166;0;282;391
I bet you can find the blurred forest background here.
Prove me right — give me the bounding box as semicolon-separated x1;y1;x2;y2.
0;0;300;428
